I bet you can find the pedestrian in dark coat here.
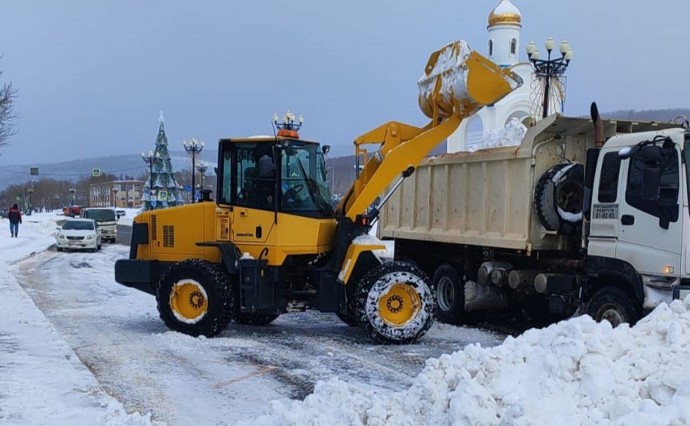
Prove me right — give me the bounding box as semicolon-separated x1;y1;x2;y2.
8;203;22;237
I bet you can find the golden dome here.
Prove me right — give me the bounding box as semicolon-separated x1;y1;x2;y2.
488;0;522;27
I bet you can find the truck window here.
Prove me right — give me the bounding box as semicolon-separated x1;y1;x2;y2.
83;209;116;221
598;152;621;202
625;145;679;222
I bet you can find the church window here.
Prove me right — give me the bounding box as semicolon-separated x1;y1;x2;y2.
510;39;517;55
489;40;493;56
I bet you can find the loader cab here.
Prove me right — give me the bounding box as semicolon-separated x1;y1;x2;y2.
217;137;335;218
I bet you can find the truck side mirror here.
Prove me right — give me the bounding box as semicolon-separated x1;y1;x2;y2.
642;145;663;163
641;145;663;201
642;166;661;201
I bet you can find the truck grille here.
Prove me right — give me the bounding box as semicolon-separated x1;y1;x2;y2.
163;225;174;247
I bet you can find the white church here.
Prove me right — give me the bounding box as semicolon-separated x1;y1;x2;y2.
447;0;564;153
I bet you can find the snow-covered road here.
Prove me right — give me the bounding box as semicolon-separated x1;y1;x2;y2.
10;242;505;424
3;211;690;425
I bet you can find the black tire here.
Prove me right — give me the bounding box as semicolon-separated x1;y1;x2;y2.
355;261;435;344
234;313;279;326
534;162;584;236
157;259;233;337
337;278;360;327
336;312;359;327
432;263;468;324
587;286;641;327
56;247;63;252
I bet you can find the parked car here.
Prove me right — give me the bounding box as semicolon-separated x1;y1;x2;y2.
115;209;126;219
63;205;83;217
55;218;101;252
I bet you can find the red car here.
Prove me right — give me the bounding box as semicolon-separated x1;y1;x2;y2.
63;205;83;217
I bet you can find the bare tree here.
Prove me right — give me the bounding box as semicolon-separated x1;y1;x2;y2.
0;60;17;150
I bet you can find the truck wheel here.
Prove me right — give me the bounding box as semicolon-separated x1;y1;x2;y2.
433;264;467;325
234;313;279;326
355;261;435;344
157;259;233;337
534;162;584;236
587;286;641;327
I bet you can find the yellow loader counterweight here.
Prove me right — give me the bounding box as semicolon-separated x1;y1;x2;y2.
115;40;522;344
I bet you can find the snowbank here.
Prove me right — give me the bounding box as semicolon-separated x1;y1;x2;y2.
256;298;690;425
0;211;154;425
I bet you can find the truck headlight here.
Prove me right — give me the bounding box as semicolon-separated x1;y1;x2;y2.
58;234;66;240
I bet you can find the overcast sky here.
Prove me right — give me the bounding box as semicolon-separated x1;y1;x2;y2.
1;0;689;167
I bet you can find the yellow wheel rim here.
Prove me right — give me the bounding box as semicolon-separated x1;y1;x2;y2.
170;280;208;323
378;283;421;327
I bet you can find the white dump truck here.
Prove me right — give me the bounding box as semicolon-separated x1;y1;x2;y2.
378;106;690;326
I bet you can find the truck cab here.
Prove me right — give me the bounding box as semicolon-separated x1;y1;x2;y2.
588;128;690;311
80;208;118;243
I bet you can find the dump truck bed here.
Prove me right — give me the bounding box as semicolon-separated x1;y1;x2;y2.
378;114;678;253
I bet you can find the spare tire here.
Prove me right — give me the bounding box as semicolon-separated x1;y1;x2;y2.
534;162;584;236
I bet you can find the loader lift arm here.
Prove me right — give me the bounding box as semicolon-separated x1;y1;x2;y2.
337;41;523;221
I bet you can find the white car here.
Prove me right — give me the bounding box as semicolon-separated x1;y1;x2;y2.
56;218;102;252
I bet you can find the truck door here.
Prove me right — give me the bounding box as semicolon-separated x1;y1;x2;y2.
616;143;682;275
589;151;623;258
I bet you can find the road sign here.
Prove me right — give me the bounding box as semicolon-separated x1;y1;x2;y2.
92;168;101;177
30;167;39;175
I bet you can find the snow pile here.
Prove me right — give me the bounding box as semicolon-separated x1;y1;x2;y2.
468;117;527;152
256;298;690;425
0;211;155;425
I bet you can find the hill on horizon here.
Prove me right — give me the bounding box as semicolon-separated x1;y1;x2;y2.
1;108;688;192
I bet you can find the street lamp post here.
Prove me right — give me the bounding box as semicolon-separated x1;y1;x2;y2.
526;37;574;118
142;150;158;199
196;163;208;191
27;187;34;215
113;188;119;208
183;138;204;203
69;187;76;206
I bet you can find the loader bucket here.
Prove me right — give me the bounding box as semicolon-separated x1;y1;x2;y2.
418;40;523;119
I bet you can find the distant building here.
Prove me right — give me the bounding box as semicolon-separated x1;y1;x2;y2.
89;180;144;208
447;0;558;153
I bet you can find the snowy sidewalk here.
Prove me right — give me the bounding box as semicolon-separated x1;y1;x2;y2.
0;213;153;425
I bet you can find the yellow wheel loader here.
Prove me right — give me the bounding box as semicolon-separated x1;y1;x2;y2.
115;41;522;343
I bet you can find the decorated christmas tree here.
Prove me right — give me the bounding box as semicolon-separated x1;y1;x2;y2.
142;113;184;210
